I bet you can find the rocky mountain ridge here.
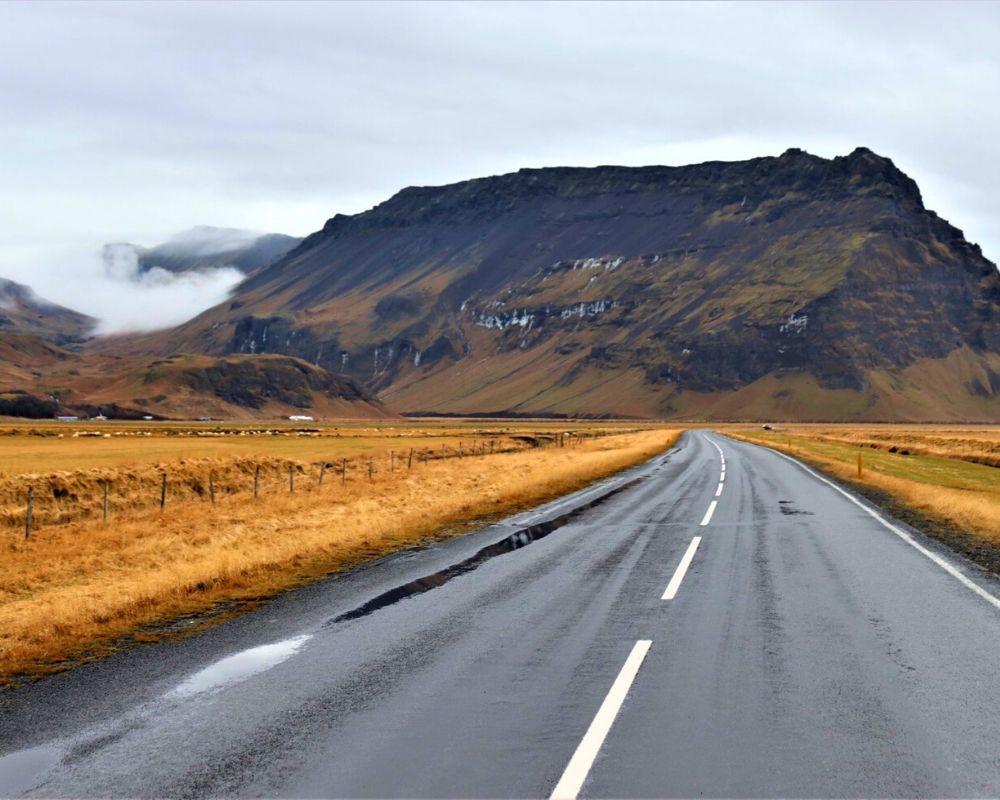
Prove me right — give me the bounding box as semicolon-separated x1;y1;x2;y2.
136;226;301;276
124;147;998;420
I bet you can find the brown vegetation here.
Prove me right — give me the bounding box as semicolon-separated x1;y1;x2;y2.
729;425;1000;550
0;426;679;683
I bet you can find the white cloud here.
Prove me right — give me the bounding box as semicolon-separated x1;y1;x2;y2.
0;0;996;335
0;241;243;335
154;226;263;258
92;243;244;334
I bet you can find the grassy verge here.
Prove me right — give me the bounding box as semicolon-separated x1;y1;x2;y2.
0;428;680;684
728;427;1000;571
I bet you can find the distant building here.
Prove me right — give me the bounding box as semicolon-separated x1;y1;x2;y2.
57;416;79;421
289;415;315;421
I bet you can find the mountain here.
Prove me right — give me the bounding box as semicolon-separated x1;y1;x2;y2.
0;278;94;346
0;341;388;420
96;148;1000;421
136;227;301;276
0;233;388;421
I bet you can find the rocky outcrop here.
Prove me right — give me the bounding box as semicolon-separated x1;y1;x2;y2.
176;356;371;410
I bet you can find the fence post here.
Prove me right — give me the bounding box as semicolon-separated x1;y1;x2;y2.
103;480;110;523
423;450;428;465
342;459;347;485
289;465;295;492
254;465;260;498
25;486;33;540
368;457;373;480
390;451;395;472
408;448;413;469
160;473;167;512
459;443;464;458
209;472;216;507
857;453;863;478
319;463;326;486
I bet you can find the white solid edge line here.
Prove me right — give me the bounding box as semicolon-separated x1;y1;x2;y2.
700;500;718;526
662;537;702;600
715;483;723;497
550;640;652;800
753;444;1000;612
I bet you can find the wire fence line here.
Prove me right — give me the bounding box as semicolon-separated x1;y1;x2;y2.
14;431;604;539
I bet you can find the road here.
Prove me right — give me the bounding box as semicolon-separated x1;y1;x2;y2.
3;430;1000;798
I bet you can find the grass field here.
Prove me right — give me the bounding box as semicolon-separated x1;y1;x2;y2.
0;422;678;683
0;419;646;529
4;419;996;685
728;424;1000;548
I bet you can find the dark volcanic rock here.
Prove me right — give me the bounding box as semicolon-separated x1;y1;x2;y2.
154;147;999;418
175;356;371;410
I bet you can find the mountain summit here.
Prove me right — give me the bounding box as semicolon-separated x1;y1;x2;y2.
137;226;301;276
111;149;1000;420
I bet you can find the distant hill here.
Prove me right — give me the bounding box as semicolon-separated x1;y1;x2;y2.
0;278;94;346
117;147;998;421
136;227;301;276
0;338;388;420
0;232;393;421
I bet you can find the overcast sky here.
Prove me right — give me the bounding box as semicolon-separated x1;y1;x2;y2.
1;0;998;332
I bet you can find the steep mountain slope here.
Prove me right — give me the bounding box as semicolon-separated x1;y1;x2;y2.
101;148;1000;421
0;279;94;346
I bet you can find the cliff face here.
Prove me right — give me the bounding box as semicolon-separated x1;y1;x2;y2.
135;148;1000;420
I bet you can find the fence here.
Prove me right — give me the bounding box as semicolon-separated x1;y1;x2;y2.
11;430;615;539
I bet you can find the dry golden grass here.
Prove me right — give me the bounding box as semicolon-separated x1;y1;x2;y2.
786;425;1000;468
0;428;679;682
729;425;1000;544
0;421;645;528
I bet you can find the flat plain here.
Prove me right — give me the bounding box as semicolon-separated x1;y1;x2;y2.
0;419;677;682
3;419;997;687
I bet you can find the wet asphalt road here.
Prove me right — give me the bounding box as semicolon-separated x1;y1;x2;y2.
3;430;1000;798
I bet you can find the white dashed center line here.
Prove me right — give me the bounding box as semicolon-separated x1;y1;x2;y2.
550;640;652;800
699;500;718;526
662;537;702;600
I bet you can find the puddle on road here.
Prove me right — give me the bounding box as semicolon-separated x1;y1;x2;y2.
0;744;62;797
779;500;814;516
166;634;311;698
332;478;642;624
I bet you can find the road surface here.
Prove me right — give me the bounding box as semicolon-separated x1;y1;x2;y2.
2;431;1000;798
